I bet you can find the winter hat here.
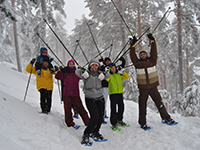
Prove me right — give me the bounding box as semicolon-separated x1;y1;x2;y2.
139;50;148;58
67;59;75;65
104;57;111;62
88;59;100;70
40;47;48;54
43;55;49;62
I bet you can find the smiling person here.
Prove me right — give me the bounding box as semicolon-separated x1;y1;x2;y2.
75;59;109;145
55;59;89;130
26;56;58;114
129;34;177;130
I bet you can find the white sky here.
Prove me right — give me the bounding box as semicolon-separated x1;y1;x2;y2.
64;0;90;35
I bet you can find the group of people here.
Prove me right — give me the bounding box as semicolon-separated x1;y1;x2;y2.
26;33;177;145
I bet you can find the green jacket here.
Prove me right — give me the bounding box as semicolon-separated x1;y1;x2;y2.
106;71;129;95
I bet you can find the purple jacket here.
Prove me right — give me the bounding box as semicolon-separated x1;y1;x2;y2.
55;69;80;97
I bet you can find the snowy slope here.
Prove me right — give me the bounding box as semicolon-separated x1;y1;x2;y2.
0;62;200;150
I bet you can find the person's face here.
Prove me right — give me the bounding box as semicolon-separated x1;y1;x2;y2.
140;53;147;60
90;64;99;71
42;52;47;56
105;60;111;66
43;61;49;68
110;65;116;73
68;62;75;68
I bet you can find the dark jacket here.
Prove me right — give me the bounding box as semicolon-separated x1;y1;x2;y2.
129;40;159;89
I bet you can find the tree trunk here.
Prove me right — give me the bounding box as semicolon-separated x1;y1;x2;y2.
118;0;126;46
12;0;22;72
41;0;47;40
177;0;183;93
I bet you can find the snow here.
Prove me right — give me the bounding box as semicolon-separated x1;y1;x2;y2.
0;63;200;150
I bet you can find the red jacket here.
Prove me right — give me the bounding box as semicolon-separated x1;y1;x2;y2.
55;70;80;97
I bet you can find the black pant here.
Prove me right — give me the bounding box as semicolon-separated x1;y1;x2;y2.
110;93;124;126
39;89;52;112
84;97;104;135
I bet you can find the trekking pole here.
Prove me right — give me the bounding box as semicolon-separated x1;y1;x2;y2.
44;19;83;69
152;7;171;34
82;44;112;68
77;41;89;64
23;60;35;102
37;33;65;67
86;22;103;59
109;39;114;58
73;37;81;57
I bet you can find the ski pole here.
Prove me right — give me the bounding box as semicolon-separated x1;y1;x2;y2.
86;22;103;59
44;19;82;69
82;44;112;68
23;60;35;102
77;42;89;64
109;39;114;58
37;33;65;67
73;37;81;57
152;7;171;34
111;0;134;39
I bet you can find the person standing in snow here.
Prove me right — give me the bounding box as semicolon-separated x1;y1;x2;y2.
55;59;90;129
75;59;109;145
129;34;177;130
26;56;58;113
106;62;129;131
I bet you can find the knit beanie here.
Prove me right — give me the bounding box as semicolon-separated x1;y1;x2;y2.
40;47;48;54
67;59;75;65
139;50;148;58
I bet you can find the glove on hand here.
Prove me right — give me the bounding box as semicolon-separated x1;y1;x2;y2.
54;66;59;72
147;33;154;40
98;72;105;81
50;58;54;62
61;66;70;74
130;36;138;47
30;58;36;65
99;57;104;62
81;70;89;79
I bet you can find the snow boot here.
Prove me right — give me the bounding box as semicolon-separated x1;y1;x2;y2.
117;121;127;127
140;124;151;131
81;134;92;146
162;118;178;125
91;132;107;142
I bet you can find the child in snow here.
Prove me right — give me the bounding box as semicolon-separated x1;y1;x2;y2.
75;59;109;145
35;47;54;76
55;59;89;129
129;34;177;130
106;62;129;131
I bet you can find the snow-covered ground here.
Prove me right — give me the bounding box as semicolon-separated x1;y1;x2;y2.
0;62;200;150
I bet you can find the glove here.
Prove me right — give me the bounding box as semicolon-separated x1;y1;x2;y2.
54;66;59;72
147;33;154;40
81;70;89;79
62;66;70;74
100;65;105;72
116;66;122;71
130;36;138;47
30;58;36;65
99;57;104;62
98;72;105;81
50;58;54;62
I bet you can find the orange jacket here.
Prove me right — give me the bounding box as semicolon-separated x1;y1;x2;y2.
26;63;53;91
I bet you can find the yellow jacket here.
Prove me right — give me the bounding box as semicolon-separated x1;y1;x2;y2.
26;63;53;91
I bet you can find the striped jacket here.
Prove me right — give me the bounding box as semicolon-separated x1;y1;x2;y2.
129;41;159;89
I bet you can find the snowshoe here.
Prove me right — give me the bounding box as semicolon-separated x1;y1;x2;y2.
91;132;108;142
111;125;121;131
73;113;79;119
104;115;109;119
102;120;107;124
162;118;178;126
117;121;130;127
140;124;151;131
73;124;81;130
81;134;92;146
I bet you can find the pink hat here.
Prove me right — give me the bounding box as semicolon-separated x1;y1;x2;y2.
67;59;75;65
